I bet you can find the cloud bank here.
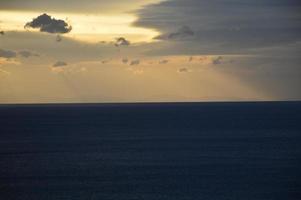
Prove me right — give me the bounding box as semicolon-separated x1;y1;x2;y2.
135;0;301;54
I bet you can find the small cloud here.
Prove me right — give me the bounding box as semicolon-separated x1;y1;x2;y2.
198;56;213;64
130;59;140;66
155;26;194;40
199;56;207;61
101;60;110;64
56;35;62;42
177;68;189;73
53;61;67;67
122;58;128;64
212;56;223;65
25;13;72;34
0;49;17;59
18;50;39;58
114;37;130;47
159;59;169;64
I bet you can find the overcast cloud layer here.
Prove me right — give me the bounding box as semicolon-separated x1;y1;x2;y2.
134;0;301;54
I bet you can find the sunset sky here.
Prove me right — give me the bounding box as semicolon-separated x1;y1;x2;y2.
0;0;300;103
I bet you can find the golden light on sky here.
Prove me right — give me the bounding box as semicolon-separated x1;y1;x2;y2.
0;0;300;103
0;11;160;43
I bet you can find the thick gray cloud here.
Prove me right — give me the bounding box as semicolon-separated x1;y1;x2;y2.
25;13;72;34
53;61;67;67
135;0;301;54
0;49;17;58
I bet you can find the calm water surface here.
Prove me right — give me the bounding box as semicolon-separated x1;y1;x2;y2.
0;102;301;200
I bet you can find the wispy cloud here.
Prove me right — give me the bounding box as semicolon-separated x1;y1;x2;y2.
155;26;194;40
0;49;17;59
18;50;39;58
0;68;11;76
130;59;140;66
177;68;189;73
159;59;169;64
122;58;129;64
53;61;68;67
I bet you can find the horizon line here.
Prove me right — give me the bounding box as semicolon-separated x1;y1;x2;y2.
0;100;300;106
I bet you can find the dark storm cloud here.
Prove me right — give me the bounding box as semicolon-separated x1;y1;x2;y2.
25;13;72;34
53;61;67;67
114;37;130;47
135;0;301;54
0;49;17;58
18;50;39;58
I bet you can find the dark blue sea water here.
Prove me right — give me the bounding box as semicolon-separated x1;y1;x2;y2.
0;102;301;200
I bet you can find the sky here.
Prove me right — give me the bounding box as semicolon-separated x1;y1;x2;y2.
0;0;300;103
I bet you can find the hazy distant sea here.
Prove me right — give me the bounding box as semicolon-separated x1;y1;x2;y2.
0;102;300;200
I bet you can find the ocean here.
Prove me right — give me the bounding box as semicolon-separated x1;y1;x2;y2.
0;102;300;200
